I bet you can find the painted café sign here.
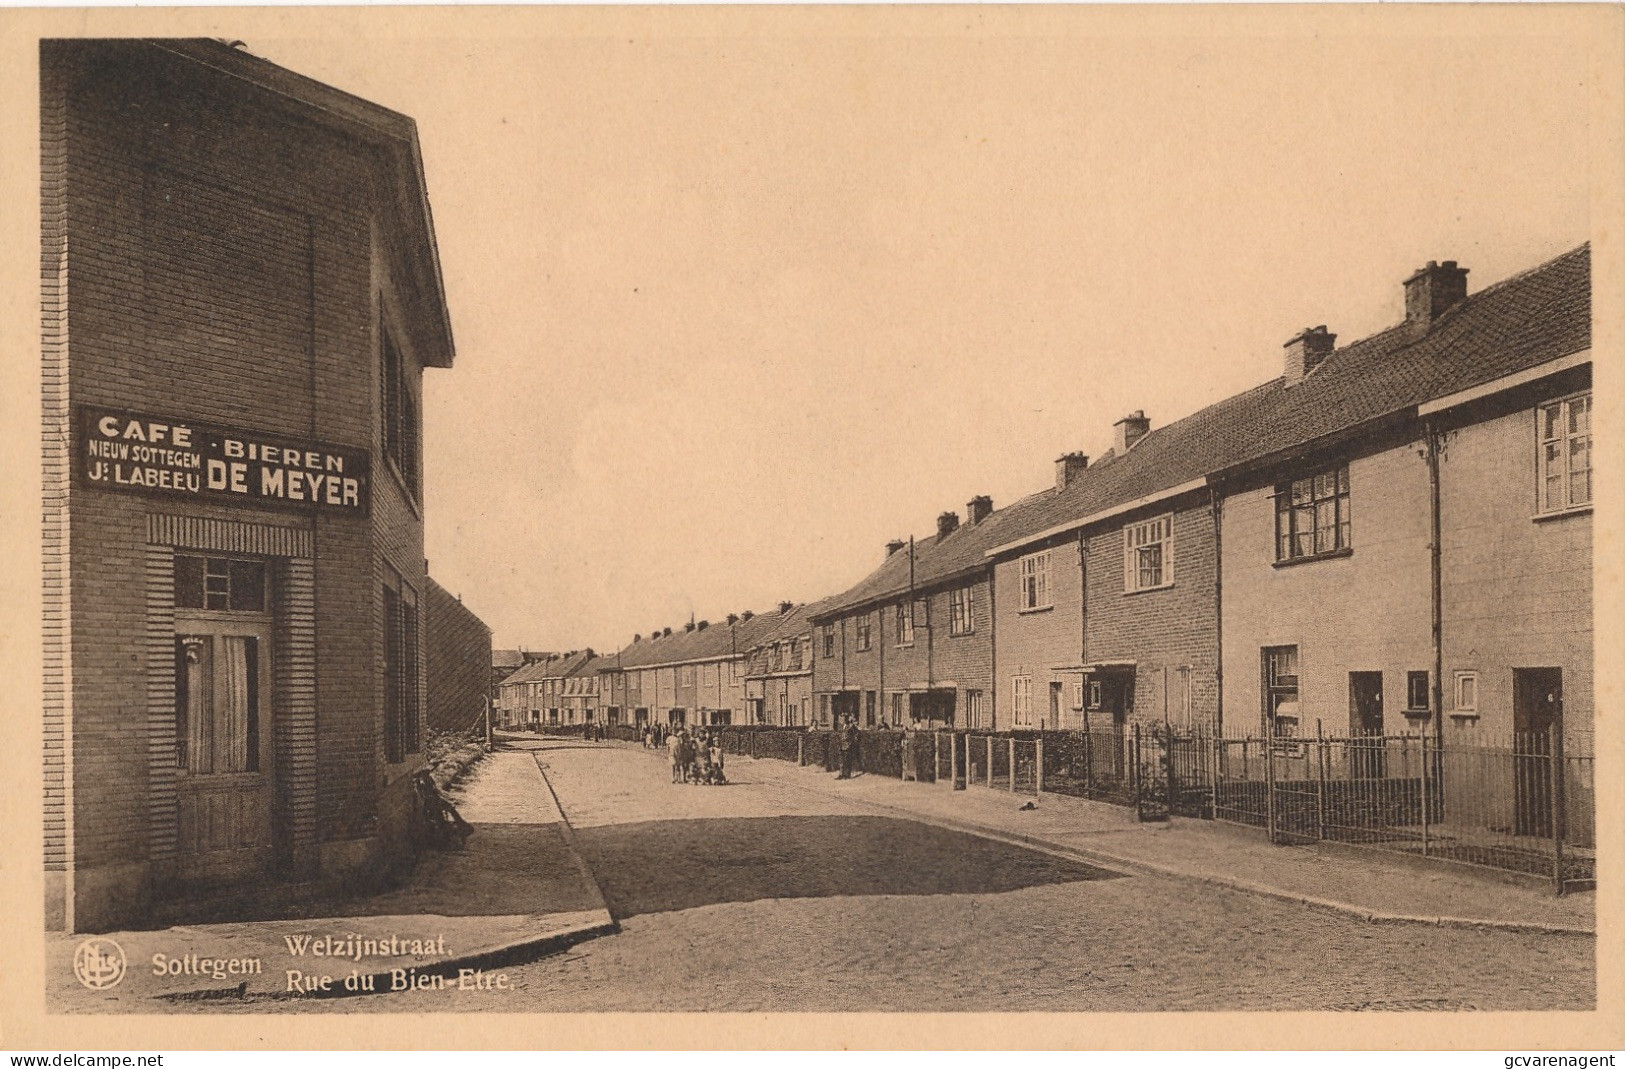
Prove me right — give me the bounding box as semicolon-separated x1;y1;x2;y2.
77;407;370;513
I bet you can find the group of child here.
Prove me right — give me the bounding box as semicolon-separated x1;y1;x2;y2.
664;727;727;786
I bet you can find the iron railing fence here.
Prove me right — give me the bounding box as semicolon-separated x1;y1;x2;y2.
661;719;1594;891
1196;725;1594;891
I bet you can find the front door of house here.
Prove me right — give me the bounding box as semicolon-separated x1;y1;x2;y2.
1098;672;1133;781
1348;671;1385;779
174;617;275;883
1513;667;1562;838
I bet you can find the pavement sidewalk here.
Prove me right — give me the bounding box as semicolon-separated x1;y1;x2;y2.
48;744;615;1011
617;742;1594;936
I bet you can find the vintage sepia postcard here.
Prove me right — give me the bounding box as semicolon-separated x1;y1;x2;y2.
0;3;1621;1052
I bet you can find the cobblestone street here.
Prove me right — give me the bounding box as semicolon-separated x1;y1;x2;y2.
247;738;1592;1014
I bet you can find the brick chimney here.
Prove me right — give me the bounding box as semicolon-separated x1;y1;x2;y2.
886;539;907;557
1055;452;1089;490
1404;260;1469;333
1113;411;1150;454
937;511;960;538
778;600;795;613
1283;325;1336;386
967;495;993;524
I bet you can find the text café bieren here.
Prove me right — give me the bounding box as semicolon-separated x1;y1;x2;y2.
80;408;369;512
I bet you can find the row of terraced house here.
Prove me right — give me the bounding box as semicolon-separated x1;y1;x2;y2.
501;246;1592;767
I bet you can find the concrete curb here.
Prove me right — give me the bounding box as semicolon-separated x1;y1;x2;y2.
528;749;620;922
755;757;1597;938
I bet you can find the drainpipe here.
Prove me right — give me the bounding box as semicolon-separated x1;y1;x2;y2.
981;562;994;727
1210;484;1224;737
1426;421;1447;763
1078;529;1089;672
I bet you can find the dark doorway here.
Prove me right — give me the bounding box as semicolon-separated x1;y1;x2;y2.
907;688;957;728
1095;671;1134;780
832;691;860;725
1049;681;1064;730
668;708;686;726
1513;668;1562;838
1348;671;1385;779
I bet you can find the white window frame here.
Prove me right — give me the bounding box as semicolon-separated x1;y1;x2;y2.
855;612;873;652
820;623;835;658
949;585;975;636
895;601;915;647
1123;515;1174;592
1453;671;1479;714
1537;392;1592;514
1018;551;1052;611
1012;675;1033;727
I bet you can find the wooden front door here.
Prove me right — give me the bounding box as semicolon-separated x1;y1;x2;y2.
173;617;275;882
1513;667;1562;838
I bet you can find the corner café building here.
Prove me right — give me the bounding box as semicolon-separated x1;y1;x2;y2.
42;39;456;932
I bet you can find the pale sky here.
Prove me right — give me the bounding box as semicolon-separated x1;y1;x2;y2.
250;10;1591;654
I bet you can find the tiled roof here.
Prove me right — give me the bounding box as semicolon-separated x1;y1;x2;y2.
492;649;525;670
500;650;594;686
610;609;789;670
746;598;841;650
815;243;1589;616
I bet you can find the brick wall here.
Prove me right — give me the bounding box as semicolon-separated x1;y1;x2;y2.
812;574;993;728
1085;500;1220;731
44;42;443;929
993;536;1084;731
424;577;493;735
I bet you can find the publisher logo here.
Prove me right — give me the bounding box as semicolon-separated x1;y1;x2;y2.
73;937;126;990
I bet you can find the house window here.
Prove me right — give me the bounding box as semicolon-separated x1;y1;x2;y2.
1453;671;1478;713
380;321;419;500
778;693;788;724
1538;393;1591;513
1263;645;1300;737
1085;679;1102;710
818;694;831;724
821;623;835;658
1071;680;1085;711
1012;675;1033;727
383;572;421;763
174;556;266;612
1124;516;1173;592
949;585;975;636
891;692;905;725
1018;552;1051;611
679;664;696;687
1275;465;1350;561
771;644;784;673
895;601;914;647
865;691;877;727
855;613;873;652
1407;671;1431;713
965;690;984;729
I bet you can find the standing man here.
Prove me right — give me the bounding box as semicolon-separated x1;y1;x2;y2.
837;716;860;779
